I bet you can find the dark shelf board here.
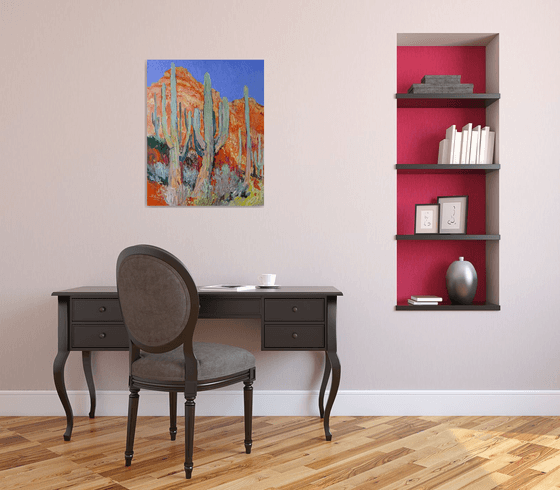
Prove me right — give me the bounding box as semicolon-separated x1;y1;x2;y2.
396;164;500;173
396;93;500;108
396;234;500;241
396;302;500;311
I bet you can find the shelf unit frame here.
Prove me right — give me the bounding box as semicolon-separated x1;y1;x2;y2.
396;33;500;311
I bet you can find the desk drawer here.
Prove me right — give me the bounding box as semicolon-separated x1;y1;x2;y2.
72;299;123;322
264;299;324;322
199;297;261;318
71;325;129;348
264;325;324;349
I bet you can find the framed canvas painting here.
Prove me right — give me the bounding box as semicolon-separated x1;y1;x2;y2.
147;60;264;206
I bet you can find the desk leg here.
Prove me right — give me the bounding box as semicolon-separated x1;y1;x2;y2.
319;353;331;419
322;351;341;442
82;351;96;419
53;350;73;441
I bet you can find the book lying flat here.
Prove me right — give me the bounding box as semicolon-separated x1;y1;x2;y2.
408;299;439;305
421;75;461;85
410;295;443;302
199;284;257;292
407;84;473;94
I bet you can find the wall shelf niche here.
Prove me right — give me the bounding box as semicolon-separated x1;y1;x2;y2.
396;33;500;311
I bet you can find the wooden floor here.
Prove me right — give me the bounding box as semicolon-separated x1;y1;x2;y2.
3;416;560;489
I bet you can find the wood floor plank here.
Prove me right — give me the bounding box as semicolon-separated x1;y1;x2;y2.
384;456;488;490
504;417;560;442
0;433;40;456
374;421;462;453
353;416;402;429
498;442;559;476
413;431;516;470
351;462;424;489
456;472;511;490
434;454;517;490
5;415;560;489
317;446;442;490
305;444;413;471
528;466;560;489
266;428;397;475
0;444;60;471
493;468;548;489
274;449;418;490
474;435;525;460
0;455;121;490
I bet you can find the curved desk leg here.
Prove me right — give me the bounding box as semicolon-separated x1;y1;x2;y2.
82;351;96;419
323;351;341;442
53;350;73;441
319;353;331;419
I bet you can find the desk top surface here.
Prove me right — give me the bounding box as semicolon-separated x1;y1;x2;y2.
53;286;342;297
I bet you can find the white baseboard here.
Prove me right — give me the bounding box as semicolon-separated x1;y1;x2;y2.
2;390;560;417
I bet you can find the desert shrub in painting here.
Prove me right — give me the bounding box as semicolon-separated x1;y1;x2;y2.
182;166;198;190
147;162;168;185
213;165;241;201
162;184;192;207
147;60;264;207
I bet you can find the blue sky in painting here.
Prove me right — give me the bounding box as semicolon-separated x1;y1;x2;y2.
147;60;264;105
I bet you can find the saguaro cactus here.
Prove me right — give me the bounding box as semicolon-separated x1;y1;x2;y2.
151;93;162;143
257;134;263;177
192;72;230;198
238;128;243;165
244;86;252;185
159;62;191;191
178;103;193;162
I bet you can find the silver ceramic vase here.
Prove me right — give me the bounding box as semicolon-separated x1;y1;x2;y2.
446;257;477;305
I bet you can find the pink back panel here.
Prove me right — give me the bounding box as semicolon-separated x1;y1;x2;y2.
397;172;486;236
397;46;486;94
397;46;487;304
397;108;486;165
397;240;487;304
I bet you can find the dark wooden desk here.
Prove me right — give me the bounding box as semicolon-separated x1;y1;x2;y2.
52;286;342;442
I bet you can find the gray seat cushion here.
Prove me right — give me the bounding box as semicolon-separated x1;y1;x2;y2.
132;342;256;382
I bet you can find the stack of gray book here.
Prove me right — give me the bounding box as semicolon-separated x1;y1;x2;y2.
408;75;473;94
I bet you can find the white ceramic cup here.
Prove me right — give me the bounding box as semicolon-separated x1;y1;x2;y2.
258;274;276;286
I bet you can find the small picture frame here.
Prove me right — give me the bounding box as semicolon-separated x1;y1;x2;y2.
438;195;468;234
414;204;440;234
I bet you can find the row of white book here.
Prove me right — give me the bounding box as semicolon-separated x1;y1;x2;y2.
438;124;495;165
407;295;443;306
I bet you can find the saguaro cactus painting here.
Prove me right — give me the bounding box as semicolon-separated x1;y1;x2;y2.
147;60;264;206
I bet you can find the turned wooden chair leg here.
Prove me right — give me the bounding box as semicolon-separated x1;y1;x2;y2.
184;396;196;479
169;392;177;441
125;387;140;467
244;381;253;454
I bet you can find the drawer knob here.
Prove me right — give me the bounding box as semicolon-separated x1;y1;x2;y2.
292;306;298;313
292;332;298;339
99;333;106;339
99;306;106;313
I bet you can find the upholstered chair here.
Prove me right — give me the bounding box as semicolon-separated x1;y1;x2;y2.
116;244;256;479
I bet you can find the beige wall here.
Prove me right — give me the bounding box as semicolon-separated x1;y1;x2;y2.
1;0;560;397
